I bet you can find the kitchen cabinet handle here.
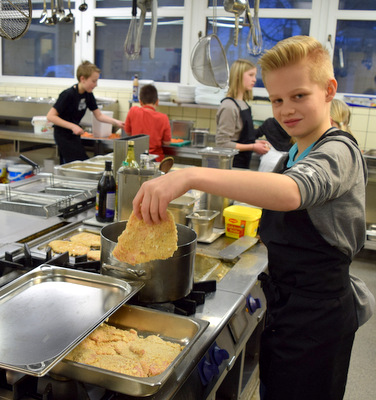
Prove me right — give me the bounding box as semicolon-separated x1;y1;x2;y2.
86;30;91;42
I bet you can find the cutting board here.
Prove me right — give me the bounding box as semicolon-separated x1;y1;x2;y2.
170;140;191;147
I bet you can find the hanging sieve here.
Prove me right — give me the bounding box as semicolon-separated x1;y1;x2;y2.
190;0;229;89
0;0;32;40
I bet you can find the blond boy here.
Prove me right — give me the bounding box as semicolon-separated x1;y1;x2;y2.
133;36;367;400
47;61;124;163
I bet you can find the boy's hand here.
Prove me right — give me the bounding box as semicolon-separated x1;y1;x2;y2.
72;125;84;135
114;120;125;129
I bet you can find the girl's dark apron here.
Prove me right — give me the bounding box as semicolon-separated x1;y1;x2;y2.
258;131;359;400
221;97;256;169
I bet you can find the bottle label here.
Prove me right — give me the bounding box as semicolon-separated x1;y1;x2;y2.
105;191;116;218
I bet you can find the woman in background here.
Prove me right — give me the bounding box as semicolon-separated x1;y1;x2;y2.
330;99;352;134
216;59;270;168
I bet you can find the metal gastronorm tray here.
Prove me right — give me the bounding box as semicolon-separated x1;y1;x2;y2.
0;265;142;376
52;304;209;397
10;173;97;198
0;191;70;218
54;161;105;180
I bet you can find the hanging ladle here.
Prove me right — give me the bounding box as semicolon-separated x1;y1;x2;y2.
64;0;74;23
79;0;88;12
224;0;247;47
56;0;65;21
45;0;58;25
39;0;48;24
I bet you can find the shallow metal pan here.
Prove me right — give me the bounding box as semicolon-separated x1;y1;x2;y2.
22;222;102;264
52;304;209;397
54;161;104;180
0;265;142;377
31;223;102;255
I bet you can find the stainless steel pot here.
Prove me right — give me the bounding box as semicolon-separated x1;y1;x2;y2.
100;221;197;303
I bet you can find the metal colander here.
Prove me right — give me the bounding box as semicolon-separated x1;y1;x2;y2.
0;0;32;40
190;0;229;89
190;34;229;89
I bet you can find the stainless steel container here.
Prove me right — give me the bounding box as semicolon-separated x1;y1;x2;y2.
199;147;239;169
167;195;196;225
113;135;150;176
116;166;162;221
52;304;208;397
199;147;239;228
100;221;197;303
170;120;194;140
191;129;209;148
186;209;219;241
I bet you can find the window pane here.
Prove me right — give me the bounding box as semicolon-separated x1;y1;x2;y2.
2;20;74;77
96;0;184;8
334;20;376;94
95;17;182;81
208;0;312;9
339;0;376;11
207;17;310;87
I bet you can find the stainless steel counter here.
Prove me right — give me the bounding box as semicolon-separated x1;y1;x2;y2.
0;124;120;155
0;207;96;251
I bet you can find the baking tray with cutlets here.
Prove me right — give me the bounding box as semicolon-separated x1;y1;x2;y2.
0;265;143;377
27;221;103;261
51;304;209;397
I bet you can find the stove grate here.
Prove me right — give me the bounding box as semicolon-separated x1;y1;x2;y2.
0;244;100;288
139;279;217;316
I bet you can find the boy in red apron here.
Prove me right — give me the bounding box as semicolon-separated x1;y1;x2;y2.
132;36;367;400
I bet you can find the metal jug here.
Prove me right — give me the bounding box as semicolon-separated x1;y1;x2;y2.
117;165;162;221
199;147;239;228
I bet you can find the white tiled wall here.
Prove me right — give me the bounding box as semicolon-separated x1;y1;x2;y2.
1;83;375;151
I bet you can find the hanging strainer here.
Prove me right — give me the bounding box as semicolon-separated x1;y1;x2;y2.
0;0;32;40
190;0;229;88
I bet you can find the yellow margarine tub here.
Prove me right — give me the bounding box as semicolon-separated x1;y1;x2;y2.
223;205;262;238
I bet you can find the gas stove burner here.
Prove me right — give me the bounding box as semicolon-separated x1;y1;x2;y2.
0;244;100;288
141;280;217;316
0;368;112;400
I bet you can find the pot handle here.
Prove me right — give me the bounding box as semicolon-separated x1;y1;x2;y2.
103;261;149;278
126;268;147;277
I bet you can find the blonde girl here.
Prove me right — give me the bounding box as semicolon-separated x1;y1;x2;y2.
331;98;352;134
216;59;270;168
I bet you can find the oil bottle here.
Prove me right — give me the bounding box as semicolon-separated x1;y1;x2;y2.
96;160;116;222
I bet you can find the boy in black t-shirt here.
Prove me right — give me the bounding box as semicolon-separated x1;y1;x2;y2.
47;61;124;164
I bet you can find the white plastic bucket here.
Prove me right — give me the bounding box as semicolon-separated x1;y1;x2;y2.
91;111;113;138
31;116;54;134
8;164;34;181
